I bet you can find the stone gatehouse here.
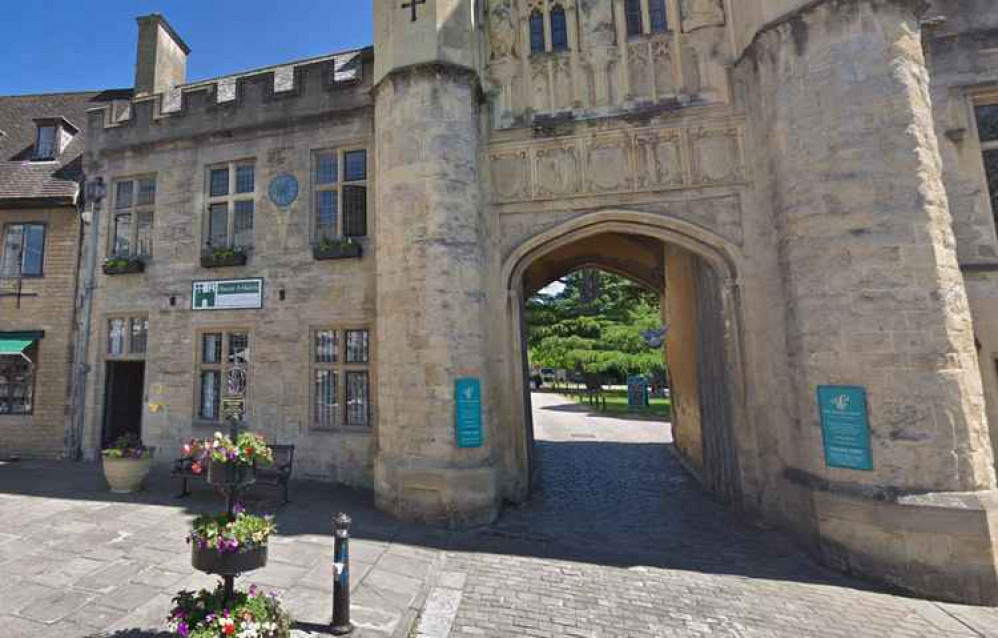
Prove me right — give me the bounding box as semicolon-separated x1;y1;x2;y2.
61;0;998;605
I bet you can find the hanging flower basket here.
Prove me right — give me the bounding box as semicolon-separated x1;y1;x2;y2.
169;584;291;637
207;461;256;487
191;544;268;576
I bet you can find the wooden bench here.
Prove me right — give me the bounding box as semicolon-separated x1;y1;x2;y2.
172;444;295;504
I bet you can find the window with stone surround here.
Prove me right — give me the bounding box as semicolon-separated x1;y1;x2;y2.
528;2;574;55
107;317;148;358
205;161;255;250
626;0;669;37
311;327;370;429
111;177;155;259
312;149;368;242
975;102;998;226
1;223;45;277
196;331;249;422
0;343;35;415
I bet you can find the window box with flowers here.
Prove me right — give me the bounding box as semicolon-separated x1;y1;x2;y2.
102;255;146;275
201;246;248;269
312;236;362;261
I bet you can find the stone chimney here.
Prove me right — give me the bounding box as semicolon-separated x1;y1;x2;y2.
133;14;190;98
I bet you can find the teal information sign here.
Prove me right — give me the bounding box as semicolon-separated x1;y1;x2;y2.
455;378;483;448
817;385;873;471
627;375;649;408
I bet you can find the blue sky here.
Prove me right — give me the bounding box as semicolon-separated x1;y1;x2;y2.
1;1;374;96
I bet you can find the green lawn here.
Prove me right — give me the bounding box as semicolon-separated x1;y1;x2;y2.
562;388;671;419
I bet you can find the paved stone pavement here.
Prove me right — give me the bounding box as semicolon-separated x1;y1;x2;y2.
418;392;998;638
0;459;438;638
3;394;998;637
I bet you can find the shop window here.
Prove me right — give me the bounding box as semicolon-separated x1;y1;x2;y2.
205;162;255;250
312;328;370;429
1;223;45;277
197;331;249;422
111;177;156;259
313;149;368;242
0;343;35;414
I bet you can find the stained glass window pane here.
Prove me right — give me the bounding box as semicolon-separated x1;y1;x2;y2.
229;333;249;365
649;0;668;33
315;330;338;363
137;178;156;206
200;371;220;420
21;225;44;275
530;11;545;53
209;169;229;197
136;212;153;258
551;6;569;51
116;181;134;209
976;105;998;143
316;153;338;185
342;185;367;237
203;333;222;364
233;201;254;247
344;151;367;182
314;369;339;428
113;214;132;257
345;330;369;364
130;318;148;355
625;0;643;36
235;165;255;194
317;191;338;240
346;371;369;426
108;319;127;356
208;204;228;248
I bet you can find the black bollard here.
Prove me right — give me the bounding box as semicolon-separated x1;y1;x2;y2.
330;512;354;635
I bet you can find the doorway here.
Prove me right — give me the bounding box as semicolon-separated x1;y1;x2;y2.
103;361;145;447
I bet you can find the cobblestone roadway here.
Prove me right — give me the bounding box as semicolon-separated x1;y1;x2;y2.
436;392;998;638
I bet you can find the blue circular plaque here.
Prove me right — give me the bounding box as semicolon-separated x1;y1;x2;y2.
268;173;299;207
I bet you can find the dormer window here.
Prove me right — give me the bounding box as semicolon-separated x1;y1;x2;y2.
31;117;78;161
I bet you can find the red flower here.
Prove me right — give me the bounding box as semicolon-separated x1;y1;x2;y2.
244;447;253;457
222;623;235;635
191;462;202;474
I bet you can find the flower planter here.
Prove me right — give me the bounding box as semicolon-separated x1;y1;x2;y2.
191;544;268;576
103;455;153;493
207;461;256;488
313;242;362;261
200;250;247;269
102;258;145;275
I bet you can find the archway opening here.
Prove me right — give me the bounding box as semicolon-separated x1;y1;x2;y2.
505;227;743;539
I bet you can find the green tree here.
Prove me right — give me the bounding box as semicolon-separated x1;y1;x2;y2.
526;270;665;381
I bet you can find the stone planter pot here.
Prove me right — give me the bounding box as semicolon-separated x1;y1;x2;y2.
102;258;145;275
191;544;268;576
313;242;362;261
207;461;256;488
103;455;153;493
200;250;247;269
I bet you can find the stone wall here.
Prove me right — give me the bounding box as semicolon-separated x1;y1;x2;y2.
0;207;80;458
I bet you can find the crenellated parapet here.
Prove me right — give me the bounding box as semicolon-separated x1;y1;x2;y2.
86;49;373;153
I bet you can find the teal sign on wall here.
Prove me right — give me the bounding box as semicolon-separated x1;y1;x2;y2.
455;377;483;448
817;385;873;471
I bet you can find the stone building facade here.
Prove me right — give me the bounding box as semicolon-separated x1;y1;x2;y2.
73;0;998;604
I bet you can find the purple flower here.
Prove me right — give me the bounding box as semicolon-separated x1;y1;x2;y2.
233;502;246;515
177;621;189;637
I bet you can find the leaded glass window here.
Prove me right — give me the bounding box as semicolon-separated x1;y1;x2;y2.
110;178;155;259
976;103;998;226
205;162;255;250
198;331;249;422
550;6;569;52
530;11;545;54
313;149;369;243
108;319;127;356
2;224;45;277
625;0;643;37
311;328;370;428
649;0;668;33
108;316;149;358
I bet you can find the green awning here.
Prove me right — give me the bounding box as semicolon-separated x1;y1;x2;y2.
0;338;33;355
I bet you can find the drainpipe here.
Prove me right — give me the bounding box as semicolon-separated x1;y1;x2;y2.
66;177;104;461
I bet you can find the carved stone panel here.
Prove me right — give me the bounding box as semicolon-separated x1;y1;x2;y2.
489;0;519;61
490;150;532;202
691;128;744;185
628;42;652;102
553;56;574;112
530;58;551;113
651;38;675;98
535;144;582;198
635;131;685;190
681;0;725;32
585;135;634;193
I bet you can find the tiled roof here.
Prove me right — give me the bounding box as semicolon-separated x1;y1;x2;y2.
0;90;131;205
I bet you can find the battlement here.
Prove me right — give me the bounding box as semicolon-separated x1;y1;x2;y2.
86;48;374;151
